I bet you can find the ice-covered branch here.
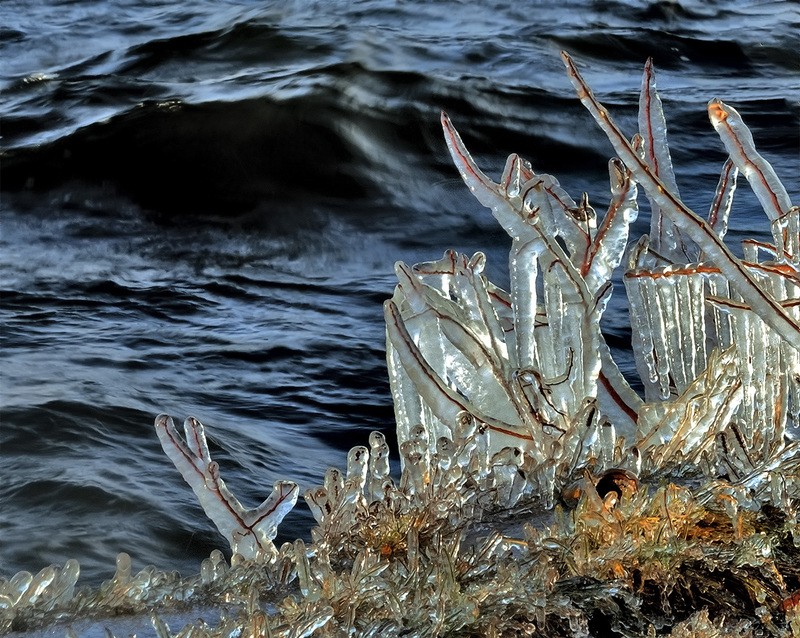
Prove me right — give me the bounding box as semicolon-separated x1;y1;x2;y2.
154;414;298;560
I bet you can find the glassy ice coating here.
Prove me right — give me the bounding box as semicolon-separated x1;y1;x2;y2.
3;53;799;637
154;414;299;560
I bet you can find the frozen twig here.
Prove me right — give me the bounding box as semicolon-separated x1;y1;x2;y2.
154;414;298;560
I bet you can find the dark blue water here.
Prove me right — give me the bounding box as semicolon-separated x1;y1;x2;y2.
1;0;799;586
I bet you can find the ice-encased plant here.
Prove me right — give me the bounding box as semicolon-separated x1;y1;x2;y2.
2;53;798;637
383;53;799;507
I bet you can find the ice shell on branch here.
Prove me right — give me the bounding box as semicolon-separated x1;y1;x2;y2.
154;414;299;560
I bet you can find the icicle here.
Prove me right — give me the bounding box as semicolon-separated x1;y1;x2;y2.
706;157;738;241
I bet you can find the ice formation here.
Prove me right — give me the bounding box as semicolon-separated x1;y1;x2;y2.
3;53;799;637
154;414;299;561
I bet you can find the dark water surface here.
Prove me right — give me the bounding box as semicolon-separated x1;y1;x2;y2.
1;0;799;586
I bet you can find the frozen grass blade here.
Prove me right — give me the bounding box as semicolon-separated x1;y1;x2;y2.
440;111;533;241
583;158;639;293
638;57;693;261
708;99;792;223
